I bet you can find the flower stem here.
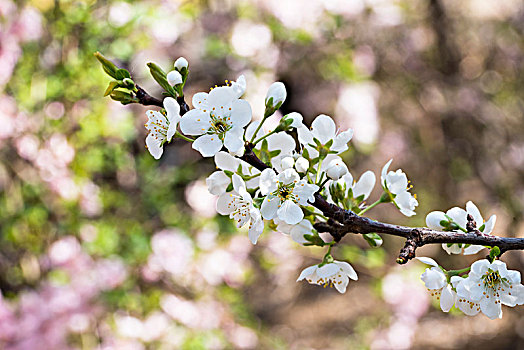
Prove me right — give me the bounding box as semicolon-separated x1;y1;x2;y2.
359;196;388;215
447;266;471;277
249;111;272;143
252;128;278;146
315;159;324;184
174;131;194;142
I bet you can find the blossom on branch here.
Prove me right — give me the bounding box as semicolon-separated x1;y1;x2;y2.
179;76;251;157
297;114;353;157
145;97;180;159
259;168;319;225
381;159;418;217
217;174;264;244
426;201;496;255
297;260;358;293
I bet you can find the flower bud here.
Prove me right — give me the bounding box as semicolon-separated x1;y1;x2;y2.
295;157;309;173
167;70;183;86
174;57;188;71
286;112;303;128
281;156;294;170
265;82;286;108
326;159;348;180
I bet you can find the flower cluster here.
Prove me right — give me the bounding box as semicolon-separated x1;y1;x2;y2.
426;201;496;255
418;257;524;319
97;55;523;317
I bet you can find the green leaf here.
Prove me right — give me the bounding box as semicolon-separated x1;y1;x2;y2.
225;182;234;193
115;68;131;80
147;62;177;97
269;150;281;158
363;233;383;248
302;148;309;159
104;81;120;96
489;246;500;260
325;139;333;148
94;51;118;79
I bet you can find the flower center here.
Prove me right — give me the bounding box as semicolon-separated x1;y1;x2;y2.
275;182;296;202
209;114;232;139
482;270;503;290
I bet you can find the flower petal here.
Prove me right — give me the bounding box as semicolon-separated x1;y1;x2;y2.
192;134;223;157
297;265;318;281
440;284;455;312
223;127;244;153
316;263;339;279
179;109;211;135
466;201;483;226
352;171;375;200
463;245;485;255
334;261;358;281
482;215;496;234
261;195;280;220
230;99;252;128
311;114;336;144
145;133;164;160
425;211;447;230
192;92;209;110
277;200;303;225
415;257;439;267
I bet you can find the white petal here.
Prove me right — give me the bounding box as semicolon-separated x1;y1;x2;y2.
316;263;339;279
334;261;358;281
266;132;296;155
145;133;164;159
206;171;230;195
420;267;447;290
482;215;496;234
260;195;280;220
259;169;278;195
395;191;418;217
311;114;336;144
352;171;375;200
297;265;318;281
230;99;252;128
466;201;483;227
179;109;211;135
223;127;244;153
215;151;240;171
207;86;235;114
471;259;490;276
415;257;439;267
442;244;463;255
480;295;502;319
297;125;314;148
380;159;393;186
231;173;246;193
293;182;319;205
192;92;209;110
231;75;246;98
166;70;183;85
440;284;455;312
446;207;468;229
216;193;235;215
277;200;303;225
248;211;264;244
463;245;485;255
192;134;223;157
334;275;350;293
331;129;354;153
426;211;447;230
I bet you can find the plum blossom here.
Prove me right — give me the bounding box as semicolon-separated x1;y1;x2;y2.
179;76;251;157
294;156;309;173
381;159;418;216
297;260;358;293
416;257;455;312
456;259;524;319
145;97;180;159
259;168;319;225
274;218;316;244
217;174;264;244
426;201;496;255
166;70;183;86
325;157;348;180
174;56;188;71
206;151;259;195
265;82;286;108
297;114;353;157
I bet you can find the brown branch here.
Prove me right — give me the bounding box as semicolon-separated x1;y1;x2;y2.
136;94;524;263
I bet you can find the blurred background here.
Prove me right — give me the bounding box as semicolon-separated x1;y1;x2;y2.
1;0;524;349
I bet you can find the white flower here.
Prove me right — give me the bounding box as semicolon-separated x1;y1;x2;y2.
180;77;251;157
457;259;524;319
280;156;295;170
216;174;264;244
259;168;319;225
295;156;309;173
451;276;481;316
265;82;286;108
426;201;496;255
284;112;303;128
167;70;183;86
275;218;315;244
174;57;188;71
347;170;376;200
145;97;180;159
381;159;418;217
417;257;455;312
325;157;348;180
206;151;259;195
297;114;353;157
297;260;358;293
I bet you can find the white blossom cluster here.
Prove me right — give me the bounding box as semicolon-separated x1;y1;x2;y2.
137;57;523;318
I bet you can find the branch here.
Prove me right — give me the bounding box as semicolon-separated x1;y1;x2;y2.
143;96;524;263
